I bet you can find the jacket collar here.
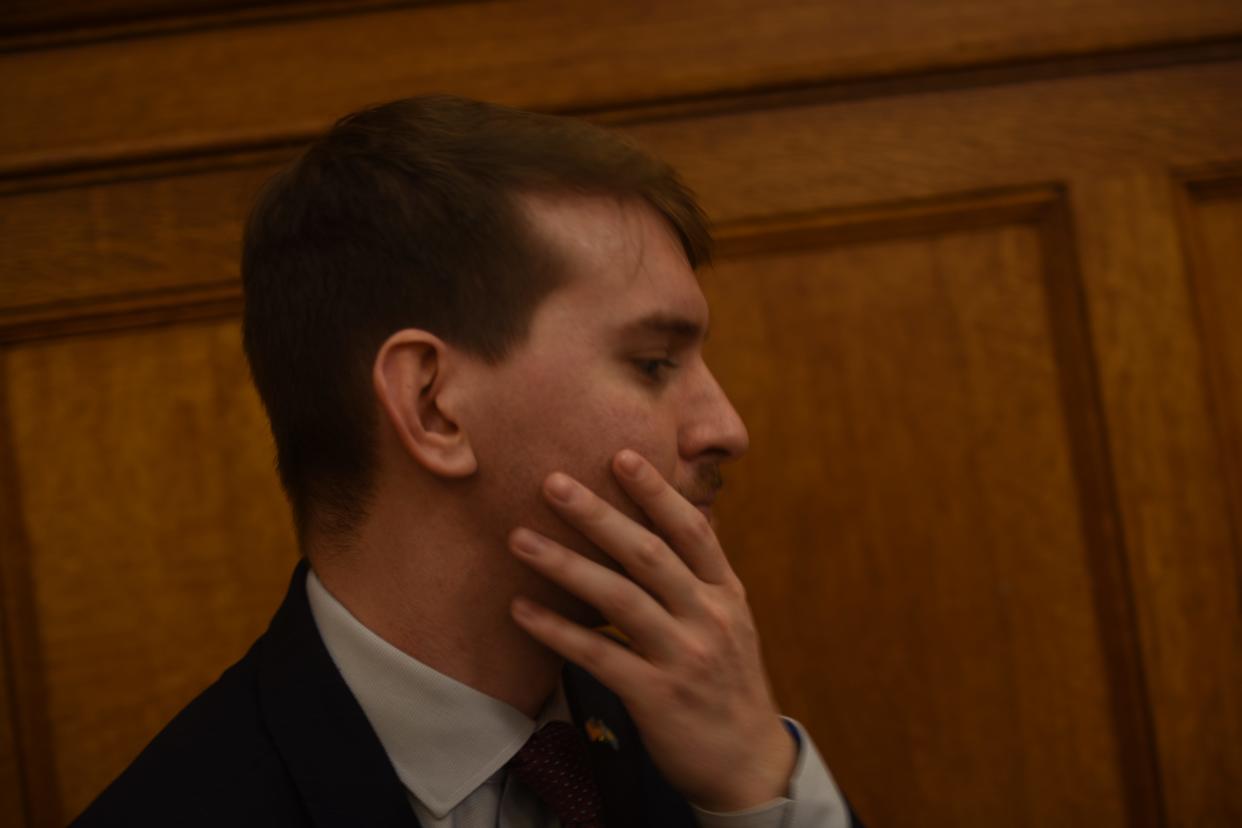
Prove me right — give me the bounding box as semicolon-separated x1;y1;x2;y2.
255;560;696;828
257;560;419;827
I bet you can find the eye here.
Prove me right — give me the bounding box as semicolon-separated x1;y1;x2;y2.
634;357;679;383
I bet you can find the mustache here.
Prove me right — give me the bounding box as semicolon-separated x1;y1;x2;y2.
677;463;723;503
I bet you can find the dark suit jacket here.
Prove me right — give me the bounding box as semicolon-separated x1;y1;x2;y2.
73;562;859;827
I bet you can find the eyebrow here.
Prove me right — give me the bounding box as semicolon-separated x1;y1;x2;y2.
617;312;709;343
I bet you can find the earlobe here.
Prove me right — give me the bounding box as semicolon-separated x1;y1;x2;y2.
373;330;478;478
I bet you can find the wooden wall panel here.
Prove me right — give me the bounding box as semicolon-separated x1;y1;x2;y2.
1068;172;1242;826
1167;176;1242;825
3;321;298;822
626;61;1242;225
2;0;1241;171
708;194;1139;827
635;84;1242;827
4;60;1238;319
1184;174;1242;521
0;155;285;314
2;3;1241;825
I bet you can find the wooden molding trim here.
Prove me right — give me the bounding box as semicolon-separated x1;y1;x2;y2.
4;36;1242;186
714;185;1058;256
2;0;1241;178
0;143;298;198
4;185;1056;345
1032;194;1166;828
0;0;471;54
1172;164;1242;640
0;283;243;345
1178;164;1242;200
588;36;1242;130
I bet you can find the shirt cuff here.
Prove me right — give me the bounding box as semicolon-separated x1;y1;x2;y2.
691;717;851;828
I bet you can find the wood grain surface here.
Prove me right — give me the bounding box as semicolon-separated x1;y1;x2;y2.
1164;177;1242;825
3;323;298;821
6;60;1241;312
2;3;1241;826
0;161;279;312
708;196;1134;826
1069;172;1242;827
2;0;1241;172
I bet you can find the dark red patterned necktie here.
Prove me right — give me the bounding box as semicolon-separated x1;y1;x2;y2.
509;721;606;828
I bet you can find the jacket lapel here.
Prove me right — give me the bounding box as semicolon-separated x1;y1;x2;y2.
563;662;697;828
257;561;420;828
253;562;707;827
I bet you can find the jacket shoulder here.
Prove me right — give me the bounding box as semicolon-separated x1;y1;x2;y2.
71;641;307;827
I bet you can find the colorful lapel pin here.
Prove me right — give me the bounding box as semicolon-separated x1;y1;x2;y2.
584;718;620;751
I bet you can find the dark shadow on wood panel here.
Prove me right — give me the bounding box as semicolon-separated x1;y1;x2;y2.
0;362;60;828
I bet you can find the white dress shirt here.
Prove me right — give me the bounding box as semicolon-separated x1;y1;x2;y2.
306;569;850;827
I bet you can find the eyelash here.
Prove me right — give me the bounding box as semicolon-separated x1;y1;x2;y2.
634;358;679;382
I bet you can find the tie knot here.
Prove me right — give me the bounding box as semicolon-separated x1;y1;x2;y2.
509;721;605;828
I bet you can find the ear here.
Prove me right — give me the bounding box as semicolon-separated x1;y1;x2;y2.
373;329;478;479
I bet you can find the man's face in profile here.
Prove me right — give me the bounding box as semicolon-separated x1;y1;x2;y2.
460;192;750;582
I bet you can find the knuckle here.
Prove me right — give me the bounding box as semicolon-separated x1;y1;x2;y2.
670;677;701;708
603;584;641;618
685;510;715;545
649;675;678;706
654;661;703;708
680;637;716;675
703;601;734;636
688;583;715;611
578;633;610;671
633;533;665;571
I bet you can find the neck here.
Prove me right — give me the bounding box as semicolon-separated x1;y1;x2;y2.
307;495;563;719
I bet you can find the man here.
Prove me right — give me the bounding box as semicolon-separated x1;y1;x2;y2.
74;95;861;827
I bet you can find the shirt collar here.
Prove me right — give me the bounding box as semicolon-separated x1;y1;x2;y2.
305;568;568;819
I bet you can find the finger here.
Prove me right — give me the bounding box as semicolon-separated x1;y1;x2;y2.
509;527;681;660
510;595;661;701
612;450;732;585
541;474;700;613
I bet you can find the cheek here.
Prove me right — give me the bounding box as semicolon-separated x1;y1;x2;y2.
557;393;680;515
510;362;676;469
468;361;680;536
572;384;678;460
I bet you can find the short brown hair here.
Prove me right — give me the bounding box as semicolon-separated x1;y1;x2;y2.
241;95;712;541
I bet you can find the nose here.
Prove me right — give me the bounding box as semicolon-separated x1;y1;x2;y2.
679;361;750;462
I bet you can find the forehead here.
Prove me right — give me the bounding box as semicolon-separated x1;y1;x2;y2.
518;192;709;334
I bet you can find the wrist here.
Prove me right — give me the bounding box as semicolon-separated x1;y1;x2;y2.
694;718;797;812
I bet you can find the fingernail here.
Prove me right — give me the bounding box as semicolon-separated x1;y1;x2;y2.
510;528;542;557
545;473;574;502
616;450;642;476
512;597;537;620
